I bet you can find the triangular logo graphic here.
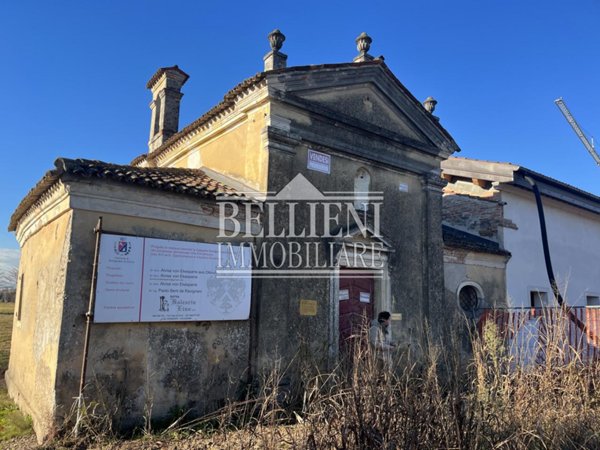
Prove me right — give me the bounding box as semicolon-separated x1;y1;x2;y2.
272;174;326;201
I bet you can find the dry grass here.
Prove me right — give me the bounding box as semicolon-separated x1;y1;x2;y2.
43;314;600;450
13;310;600;449
0;303;14;372
0;303;33;444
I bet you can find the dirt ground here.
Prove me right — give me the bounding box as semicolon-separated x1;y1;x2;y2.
2;426;298;449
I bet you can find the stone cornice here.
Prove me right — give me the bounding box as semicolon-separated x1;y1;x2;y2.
134;60;461;167
16;178;260;246
443;248;509;268
422;171;447;193
265;63;460;155
269;89;444;157
264;111;438;176
15;181;70;246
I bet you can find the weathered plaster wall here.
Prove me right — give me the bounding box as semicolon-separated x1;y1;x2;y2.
6;210;72;439
9;180;253;441
54;197;251;430
442;248;507;358
443;248;508;309
157;97;270;192
252;93;447;373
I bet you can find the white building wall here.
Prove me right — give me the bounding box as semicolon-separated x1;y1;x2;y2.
502;186;600;307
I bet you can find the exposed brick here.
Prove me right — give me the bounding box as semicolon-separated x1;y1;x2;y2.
443;194;506;241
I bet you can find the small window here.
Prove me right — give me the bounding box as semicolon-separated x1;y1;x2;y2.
354;168;371;211
530;290;549;308
586;295;600;307
458;285;480;313
16;273;24;321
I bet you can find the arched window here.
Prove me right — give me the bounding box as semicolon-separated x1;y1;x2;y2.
354;168;371;211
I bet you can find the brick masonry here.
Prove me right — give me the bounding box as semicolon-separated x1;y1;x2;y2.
443;193;517;241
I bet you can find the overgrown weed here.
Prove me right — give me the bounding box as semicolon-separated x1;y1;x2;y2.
41;309;600;449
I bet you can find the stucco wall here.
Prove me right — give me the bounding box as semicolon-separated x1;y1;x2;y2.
502;186;600;307
54;206;251;429
159;101;270;192
443;248;508;309
6;210;72;439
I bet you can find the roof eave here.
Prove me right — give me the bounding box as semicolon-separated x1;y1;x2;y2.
9;158;245;233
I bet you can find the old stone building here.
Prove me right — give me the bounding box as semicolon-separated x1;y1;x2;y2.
7;31;461;441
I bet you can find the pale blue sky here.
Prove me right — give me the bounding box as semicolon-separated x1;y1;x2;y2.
1;0;599;252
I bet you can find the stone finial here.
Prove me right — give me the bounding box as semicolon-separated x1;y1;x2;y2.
268;29;285;51
354;32;374;62
423;96;438;114
264;29;288;71
356;32;372;53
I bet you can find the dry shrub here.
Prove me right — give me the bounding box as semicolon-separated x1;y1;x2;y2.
193;315;600;449
54;312;600;449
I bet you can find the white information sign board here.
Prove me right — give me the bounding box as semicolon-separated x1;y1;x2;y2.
94;234;252;323
359;292;371;303
94;236;145;322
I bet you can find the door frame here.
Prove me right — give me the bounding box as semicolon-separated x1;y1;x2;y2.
328;242;391;366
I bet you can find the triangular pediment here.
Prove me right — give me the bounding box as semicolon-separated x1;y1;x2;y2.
267;62;459;155
299;84;425;142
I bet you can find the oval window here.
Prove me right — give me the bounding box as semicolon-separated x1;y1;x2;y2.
458;285;480;313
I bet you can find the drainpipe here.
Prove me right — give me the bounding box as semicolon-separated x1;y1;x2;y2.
524;176;564;306
524;176;590;333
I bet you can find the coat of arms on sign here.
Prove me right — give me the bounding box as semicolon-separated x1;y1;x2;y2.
113;237;132;256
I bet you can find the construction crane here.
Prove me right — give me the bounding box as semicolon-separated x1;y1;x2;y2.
554;97;600;165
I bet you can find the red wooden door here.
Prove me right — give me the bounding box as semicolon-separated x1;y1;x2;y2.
339;271;374;352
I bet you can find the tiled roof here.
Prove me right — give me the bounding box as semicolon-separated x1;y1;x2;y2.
9;158;241;231
131;59;459;166
442;224;510;256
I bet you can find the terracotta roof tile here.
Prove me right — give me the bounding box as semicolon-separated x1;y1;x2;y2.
9;158;242;231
